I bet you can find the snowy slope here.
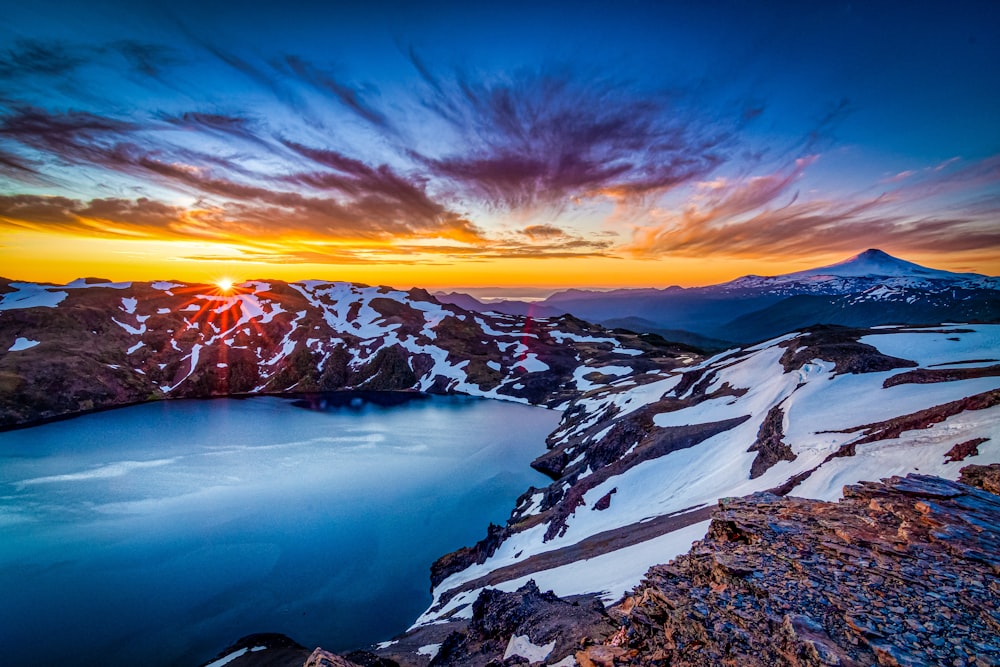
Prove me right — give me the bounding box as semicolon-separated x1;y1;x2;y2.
415;323;1000;625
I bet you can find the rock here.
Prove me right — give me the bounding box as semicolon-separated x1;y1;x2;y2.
426;581;615;667
959;463;1000;495
304;649;363;667
606;473;1000;667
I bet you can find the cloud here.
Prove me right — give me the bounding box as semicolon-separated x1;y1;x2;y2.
0;194;185;236
521;224;565;240
274;55;392;130
0;106;140;166
0;40;86;79
406;60;733;211
624;154;1000;259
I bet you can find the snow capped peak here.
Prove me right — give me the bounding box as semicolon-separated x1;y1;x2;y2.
788;248;976;280
722;249;994;293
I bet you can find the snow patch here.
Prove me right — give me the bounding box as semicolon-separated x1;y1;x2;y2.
417;644;442;660
0;283;67;310
503;635;555;663
8;337;40;351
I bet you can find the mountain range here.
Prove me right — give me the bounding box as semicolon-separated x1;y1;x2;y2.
435;249;1000;347
1;250;998;667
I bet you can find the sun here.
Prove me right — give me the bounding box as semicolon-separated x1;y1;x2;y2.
216;278;235;292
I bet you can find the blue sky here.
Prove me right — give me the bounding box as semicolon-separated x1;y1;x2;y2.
0;0;998;285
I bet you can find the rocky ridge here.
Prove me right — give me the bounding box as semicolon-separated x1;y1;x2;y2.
601;464;1000;667
0;277;693;428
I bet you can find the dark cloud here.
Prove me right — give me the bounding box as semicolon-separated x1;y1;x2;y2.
520;224;565;240
0;40;85;79
0;194;184;235
0;146;41;179
0;106;140;166
110;40;182;79
406;60;732;210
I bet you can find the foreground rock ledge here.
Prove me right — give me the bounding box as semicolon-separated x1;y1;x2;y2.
210;465;1000;667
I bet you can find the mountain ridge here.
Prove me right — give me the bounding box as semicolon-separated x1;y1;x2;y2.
436;250;1000;343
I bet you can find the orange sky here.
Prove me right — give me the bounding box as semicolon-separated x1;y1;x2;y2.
3;228;997;291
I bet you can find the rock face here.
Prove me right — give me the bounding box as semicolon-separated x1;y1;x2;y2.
607;466;1000;667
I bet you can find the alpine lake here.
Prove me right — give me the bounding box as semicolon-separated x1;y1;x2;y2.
0;393;560;667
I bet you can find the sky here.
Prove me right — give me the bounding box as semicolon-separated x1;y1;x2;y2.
0;0;998;290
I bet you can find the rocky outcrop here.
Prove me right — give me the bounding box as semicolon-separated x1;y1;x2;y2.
746;405;795;478
779;325;918;375
427;581;615;667
603;466;1000;667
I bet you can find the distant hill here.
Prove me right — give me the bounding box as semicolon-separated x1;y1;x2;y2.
438;250;1000;344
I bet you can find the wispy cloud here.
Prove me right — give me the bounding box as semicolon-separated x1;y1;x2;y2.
405;57;733;211
624;155;1000;258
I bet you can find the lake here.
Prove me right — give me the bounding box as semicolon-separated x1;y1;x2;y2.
0;394;560;666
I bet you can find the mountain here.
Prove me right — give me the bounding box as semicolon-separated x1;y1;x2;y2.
438;250;1000;345
0;277;694;428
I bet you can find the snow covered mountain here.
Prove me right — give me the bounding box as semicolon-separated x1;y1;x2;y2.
389;322;999;661
0;277;692;428
438;250;1000;344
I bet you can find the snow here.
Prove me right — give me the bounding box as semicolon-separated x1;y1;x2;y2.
418;519;711;625
592;365;633;376
417;643;442;660
514;353;550;373
112;318;146;335
64;279;132;289
0;283;67;310
504;635;555;663
127;341;144;354
860;325;1000;368
151;281;184;291
203;646;267;667
793;404;1000;501
120;297;137;314
487;360;502;371
549;332;619;345
8;337;40;351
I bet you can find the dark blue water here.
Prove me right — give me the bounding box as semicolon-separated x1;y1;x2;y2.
0;395;559;667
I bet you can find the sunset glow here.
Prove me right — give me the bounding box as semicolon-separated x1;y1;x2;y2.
0;1;997;288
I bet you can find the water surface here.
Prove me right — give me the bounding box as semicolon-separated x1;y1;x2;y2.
0;395;558;666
